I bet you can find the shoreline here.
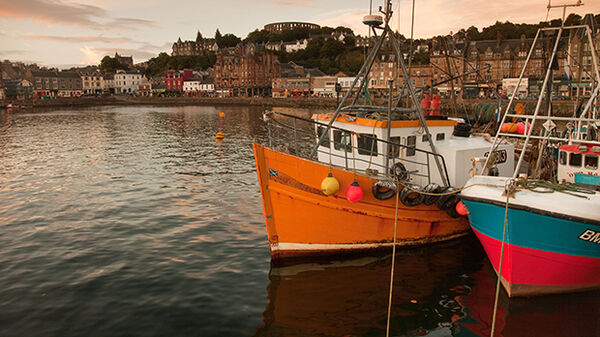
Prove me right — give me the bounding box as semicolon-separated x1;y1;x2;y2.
8;96;341;110
2;96;578;116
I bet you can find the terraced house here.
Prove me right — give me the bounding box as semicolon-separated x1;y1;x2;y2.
214;43;280;97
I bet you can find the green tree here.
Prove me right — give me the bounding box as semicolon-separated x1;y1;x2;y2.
99;55;130;72
220;33;241;48
215;29;222;45
320;39;345;60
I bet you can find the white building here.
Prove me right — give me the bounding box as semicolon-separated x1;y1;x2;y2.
81;72;104;95
114;70;144;95
184;78;214;96
284;39;309;53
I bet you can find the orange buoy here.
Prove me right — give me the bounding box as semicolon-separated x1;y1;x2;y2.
219;111;226;118
215;131;224;140
500;122;519;133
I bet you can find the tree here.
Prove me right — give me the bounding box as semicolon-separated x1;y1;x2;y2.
220;33;241;48
320;39;345;60
215;29;223;45
99;55;130;72
196;31;203;43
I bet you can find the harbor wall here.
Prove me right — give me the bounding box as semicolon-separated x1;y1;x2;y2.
2;96;579;117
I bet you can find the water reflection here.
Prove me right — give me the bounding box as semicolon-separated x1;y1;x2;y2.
254;235;600;337
254;237;484;337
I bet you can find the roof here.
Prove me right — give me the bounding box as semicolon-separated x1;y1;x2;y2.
31;70;57;78
56;71;80;78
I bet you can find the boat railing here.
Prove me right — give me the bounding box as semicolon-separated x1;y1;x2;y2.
262;111;451;186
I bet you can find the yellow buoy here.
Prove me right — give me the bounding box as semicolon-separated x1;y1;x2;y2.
321;173;339;196
216;131;224;140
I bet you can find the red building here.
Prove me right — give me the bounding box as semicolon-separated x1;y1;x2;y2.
165;69;193;92
214;43;280;97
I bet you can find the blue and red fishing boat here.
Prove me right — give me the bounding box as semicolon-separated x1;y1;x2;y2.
460;8;600;297
461;175;600;297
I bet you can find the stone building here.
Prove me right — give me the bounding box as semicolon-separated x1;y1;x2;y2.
57;71;83;97
429;33;569;98
171;37;218;56
566;14;600;97
27;70;59;97
214;43;280;97
264;22;319;33
80;70;104;95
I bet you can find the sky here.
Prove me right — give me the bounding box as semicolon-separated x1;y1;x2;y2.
0;0;599;68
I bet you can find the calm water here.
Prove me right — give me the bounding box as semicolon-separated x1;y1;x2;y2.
0;106;598;337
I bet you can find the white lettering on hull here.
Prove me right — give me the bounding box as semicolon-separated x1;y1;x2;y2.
579;229;600;244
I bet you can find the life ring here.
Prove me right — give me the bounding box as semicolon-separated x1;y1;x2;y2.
435;187;454;209
372;180;398;200
442;194;461;218
399;184;424;207
390;162;408;181
422;183;442;205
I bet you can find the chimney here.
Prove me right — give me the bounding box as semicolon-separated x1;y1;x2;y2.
496;31;502;47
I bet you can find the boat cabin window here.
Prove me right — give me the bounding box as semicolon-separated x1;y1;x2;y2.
333;130;351;152
317;126;330;148
422;134;430;142
389;136;401;158
406;136;416;156
585;155;598;170
569;153;582;167
357;134;378;156
559;150;567;165
436;133;445;141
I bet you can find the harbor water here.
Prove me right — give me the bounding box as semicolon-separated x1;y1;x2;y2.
0;106;598;337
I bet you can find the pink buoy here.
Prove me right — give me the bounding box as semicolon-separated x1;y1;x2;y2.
346;181;363;203
516;122;531;134
456;201;468;216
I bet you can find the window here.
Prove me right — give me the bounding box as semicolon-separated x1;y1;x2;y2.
559;151;567;165
357;134;378;156
333;130;351;152
317;126;330;148
389;136;401;158
585;155;598;169
406;135;416;156
569;153;582;167
422;134;430;142
436;133;445;141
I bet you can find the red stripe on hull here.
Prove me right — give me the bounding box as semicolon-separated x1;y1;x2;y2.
472;227;600;289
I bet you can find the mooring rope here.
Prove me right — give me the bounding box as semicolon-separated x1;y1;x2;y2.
490;178;515;337
385;180;401;337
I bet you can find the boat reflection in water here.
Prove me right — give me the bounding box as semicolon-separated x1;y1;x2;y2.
253;236;600;337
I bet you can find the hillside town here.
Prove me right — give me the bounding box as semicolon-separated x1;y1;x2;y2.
1;15;599;104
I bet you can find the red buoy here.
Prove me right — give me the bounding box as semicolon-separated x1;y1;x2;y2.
346;181;363;203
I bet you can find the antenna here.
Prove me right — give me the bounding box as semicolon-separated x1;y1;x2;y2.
546;0;584;25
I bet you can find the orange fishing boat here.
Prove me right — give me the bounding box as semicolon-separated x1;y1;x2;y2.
252;1;514;260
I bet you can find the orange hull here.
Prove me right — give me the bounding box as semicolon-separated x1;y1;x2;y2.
253;143;470;259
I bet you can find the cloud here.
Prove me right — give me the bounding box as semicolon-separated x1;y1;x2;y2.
0;29;5;36
23;34;136;44
273;0;317;6
83;47;158;63
312;0;600;38
80;46;102;64
312;8;370;36
0;49;28;56
0;0;106;27
110;18;156;29
0;0;156;30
